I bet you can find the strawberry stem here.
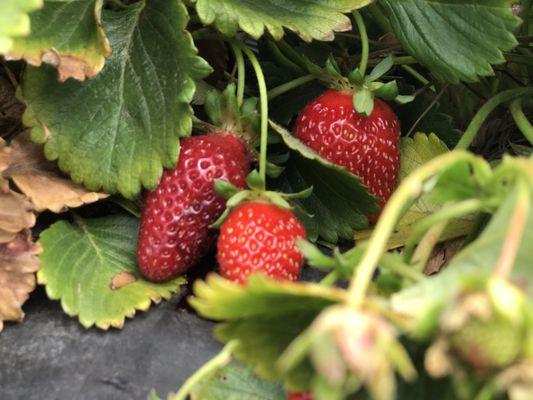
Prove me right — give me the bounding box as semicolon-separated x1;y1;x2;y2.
455;87;533;150
170;340;237;400
237;42;269;186
493;178;530;279
229;43;246;108
510;98;533;145
403;198;499;265
346;152;479;308
353;10;369;77
268;74;316;100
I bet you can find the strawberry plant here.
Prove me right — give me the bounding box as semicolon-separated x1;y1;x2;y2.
0;1;532;400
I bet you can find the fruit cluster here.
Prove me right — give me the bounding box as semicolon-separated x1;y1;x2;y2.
136;88;400;284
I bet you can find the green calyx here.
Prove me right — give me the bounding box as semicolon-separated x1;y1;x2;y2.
348;55;414;117
204;83;261;147
211;170;312;228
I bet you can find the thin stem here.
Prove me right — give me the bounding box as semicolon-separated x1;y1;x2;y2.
455;87;533;150
393;56;417;65
238;43;269;185
353;11;369;77
320;270;340;286
406;84;448;137
411;222;448;272
229;43;246;108
403;199;495;263
401;64;433;90
278;40;308;71
510;98;533;145
493;179;530;279
267;75;316;100
379;254;424;282
346;151;477;308
266;40;304;74
171;341;237;400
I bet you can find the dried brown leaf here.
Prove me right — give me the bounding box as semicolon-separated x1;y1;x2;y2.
0;182;35;244
1;133;108;212
424;238;464;275
0;231;42;332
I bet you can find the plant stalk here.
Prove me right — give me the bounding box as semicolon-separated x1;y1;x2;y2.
237;43;269;186
170;341;237;400
267;75;316;100
353;11;369;77
229;43;246;108
455;87;533;150
346;151;477;308
510;98;533;145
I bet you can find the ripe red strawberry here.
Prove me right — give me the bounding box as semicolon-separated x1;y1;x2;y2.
294;89;400;218
288;392;313;400
137;132;250;282
217;201;306;284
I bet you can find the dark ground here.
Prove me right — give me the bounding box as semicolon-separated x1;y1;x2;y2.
0;258;325;400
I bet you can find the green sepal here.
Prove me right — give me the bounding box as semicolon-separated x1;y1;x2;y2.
297;240;337;270
266;161;285;178
348;68;364;86
372;81;399;101
246;170;266;191
366;55;394;83
353;88;375;116
214;179;241;199
204;83;240;130
395;94;415;104
282;186;314;199
210;190;252;229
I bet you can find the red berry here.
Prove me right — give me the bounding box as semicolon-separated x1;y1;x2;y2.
294;89;400;218
288;392;313;400
217;201;306;284
137;132;250;282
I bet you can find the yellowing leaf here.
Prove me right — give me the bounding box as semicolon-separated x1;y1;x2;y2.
0;231;41;332
6;0;111;81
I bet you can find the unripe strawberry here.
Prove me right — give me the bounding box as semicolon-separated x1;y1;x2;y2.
137;132;250;282
217;201;306;284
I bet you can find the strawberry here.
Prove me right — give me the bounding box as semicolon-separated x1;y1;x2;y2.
137;132;250;282
294;89;400;218
288;392;313;400
217;201;306;284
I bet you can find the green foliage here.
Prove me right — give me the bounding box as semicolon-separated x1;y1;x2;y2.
270;121;378;243
21;0;211;198
0;0;42;53
191;274;344;384
392;163;533;336
37;215;184;329
356;133;475;248
380;0;520;83
193;0;373;41
6;0;110;81
191;365;285;400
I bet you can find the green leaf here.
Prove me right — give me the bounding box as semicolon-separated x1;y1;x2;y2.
191;365;285;400
0;0;42;53
6;0;111;81
37;215;184;329
392;181;533;335
355;133;474;249
380;0;520;83
21;0;212;198
270;121;379;244
193;0;372;42
190;274;345;385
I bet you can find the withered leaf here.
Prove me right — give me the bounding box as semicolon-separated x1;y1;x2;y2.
1;133;108;212
0;179;35;244
0;231;42;332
